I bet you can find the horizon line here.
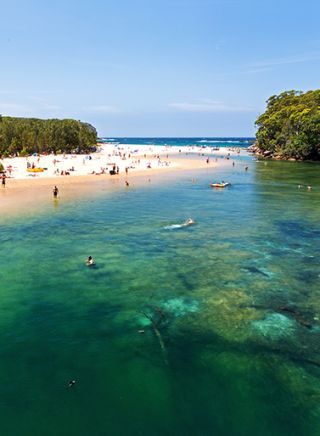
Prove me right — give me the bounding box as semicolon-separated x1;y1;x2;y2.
98;135;256;139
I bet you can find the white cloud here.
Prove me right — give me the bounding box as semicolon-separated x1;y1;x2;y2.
169;99;253;113
239;52;320;75
242;66;274;75
251;52;320;69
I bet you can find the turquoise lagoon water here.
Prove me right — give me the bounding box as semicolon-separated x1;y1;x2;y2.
0;157;320;435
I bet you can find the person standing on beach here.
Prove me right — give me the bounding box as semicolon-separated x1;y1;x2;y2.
53;186;59;198
1;173;6;188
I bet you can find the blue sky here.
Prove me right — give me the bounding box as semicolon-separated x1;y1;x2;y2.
0;0;319;136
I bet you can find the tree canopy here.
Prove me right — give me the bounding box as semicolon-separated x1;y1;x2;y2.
0;116;97;156
255;90;320;160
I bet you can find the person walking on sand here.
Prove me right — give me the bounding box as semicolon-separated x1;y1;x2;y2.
1;173;6;188
53;185;59;198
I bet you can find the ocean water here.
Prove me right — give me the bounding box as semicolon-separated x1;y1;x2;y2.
0;152;320;435
101;136;255;148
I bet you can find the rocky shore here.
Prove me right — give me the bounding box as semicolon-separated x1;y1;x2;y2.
247;143;301;161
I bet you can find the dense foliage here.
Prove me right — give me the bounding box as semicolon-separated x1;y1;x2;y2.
0;116;97;156
255;90;320;160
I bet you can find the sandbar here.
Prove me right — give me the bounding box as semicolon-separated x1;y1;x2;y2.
0;144;248;218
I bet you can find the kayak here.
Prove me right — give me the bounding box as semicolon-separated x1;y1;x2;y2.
210;182;231;188
27;168;44;172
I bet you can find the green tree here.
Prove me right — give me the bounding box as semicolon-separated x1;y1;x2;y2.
255;90;320;160
0;116;97;156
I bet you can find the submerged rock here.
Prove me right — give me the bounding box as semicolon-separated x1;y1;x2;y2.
161;297;199;317
278;306;313;329
241;265;270;278
251;313;296;340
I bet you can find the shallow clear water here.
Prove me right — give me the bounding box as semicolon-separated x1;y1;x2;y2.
1;158;320;435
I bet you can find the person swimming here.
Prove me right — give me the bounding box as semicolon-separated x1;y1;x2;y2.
185;218;195;226
86;256;95;266
164;218;195;230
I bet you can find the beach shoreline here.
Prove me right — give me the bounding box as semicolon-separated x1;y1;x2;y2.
0;144;248;217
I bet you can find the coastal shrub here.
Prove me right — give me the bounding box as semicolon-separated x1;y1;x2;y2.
255;90;320;160
0;117;97;156
19;147;29;157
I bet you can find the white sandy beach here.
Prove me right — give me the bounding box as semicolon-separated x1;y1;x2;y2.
1;143;245;181
0;143;248;216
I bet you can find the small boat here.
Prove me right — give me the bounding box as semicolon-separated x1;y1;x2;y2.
210;182;231;188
